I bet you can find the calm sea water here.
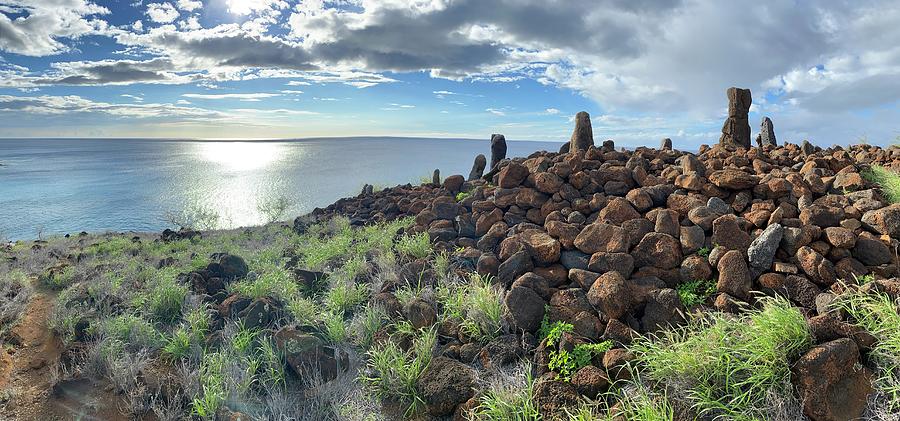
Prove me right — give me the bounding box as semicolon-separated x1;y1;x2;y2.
0;137;563;240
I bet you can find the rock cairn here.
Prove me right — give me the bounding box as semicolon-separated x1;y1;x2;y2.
719;87;752;149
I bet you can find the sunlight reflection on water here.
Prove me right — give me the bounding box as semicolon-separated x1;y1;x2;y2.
0;137;565;239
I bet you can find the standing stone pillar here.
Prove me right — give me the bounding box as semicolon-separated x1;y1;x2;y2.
490;134;507;170
569;111;594;152
469;154;486;181
756;116;777;147
432;169;440;185
660;138;672;150
718;87;752;149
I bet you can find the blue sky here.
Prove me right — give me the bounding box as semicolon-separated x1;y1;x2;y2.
0;0;898;148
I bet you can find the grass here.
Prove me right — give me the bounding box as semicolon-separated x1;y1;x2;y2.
395;231;432;260
862;164;900;203
437;273;504;343
455;192;471;202
677;279;716;307
472;363;541;421
141;274;188;324
362;327;436;416
696;246;710;258
839;290;900;409
0;269;32;335
629;297;811;420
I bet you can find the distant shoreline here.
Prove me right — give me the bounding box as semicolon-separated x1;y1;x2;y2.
0;135;564;144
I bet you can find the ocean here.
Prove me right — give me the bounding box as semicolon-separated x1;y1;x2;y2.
0;137;564;240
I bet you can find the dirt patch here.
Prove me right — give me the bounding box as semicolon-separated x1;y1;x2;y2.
0;291;136;421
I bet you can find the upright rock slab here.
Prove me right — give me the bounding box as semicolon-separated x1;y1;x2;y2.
756;116;776;147
469;154;487;180
490;134;507;170
569;111;594;152
718;87;752;149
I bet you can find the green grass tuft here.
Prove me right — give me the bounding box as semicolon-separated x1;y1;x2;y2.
362;327;436;416
437;273;504;343
395;231;432;260
862;164;900;203
630;297;811;420
472;364;541;421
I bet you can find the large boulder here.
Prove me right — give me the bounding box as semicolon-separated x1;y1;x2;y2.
792;338;872;421
716;250;751;299
586;271;633;320
275;327;349;382
469;154;487;180
631;233;682;269
207;253;249;280
708;169;757;190
520;229;561;266
504;286;546;332
417;356;477;416
573;223;630;254
747;223;783;279
862;203;900;238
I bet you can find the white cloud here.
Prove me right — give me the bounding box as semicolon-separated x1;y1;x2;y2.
176;0;202;12
146;3;179;24
121;94;144;102
0;94;224;120
182;92;280;100
132;20;144;32
545;108;560;115
279;89;304;94
486;108;505;116
0;0;109;56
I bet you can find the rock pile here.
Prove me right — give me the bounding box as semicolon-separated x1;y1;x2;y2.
306;96;900;419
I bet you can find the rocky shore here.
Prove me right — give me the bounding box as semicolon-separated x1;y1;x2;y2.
2;87;900;420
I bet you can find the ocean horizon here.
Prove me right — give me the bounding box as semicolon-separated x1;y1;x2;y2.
0;136;564;240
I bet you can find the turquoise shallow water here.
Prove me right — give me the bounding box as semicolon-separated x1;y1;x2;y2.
0;137;563;240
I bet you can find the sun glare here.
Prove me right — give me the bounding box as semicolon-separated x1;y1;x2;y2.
225;0;260;15
198;141;283;171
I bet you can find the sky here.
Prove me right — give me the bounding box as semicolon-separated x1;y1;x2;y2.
0;0;898;148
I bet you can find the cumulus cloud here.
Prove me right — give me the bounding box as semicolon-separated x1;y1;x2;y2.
2;0;900;144
176;0;202;12
0;0;109;56
146;3;179;24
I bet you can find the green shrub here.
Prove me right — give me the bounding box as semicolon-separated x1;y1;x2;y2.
862;165;900;203
839;291;900;409
677;279;716;308
538;313;573;346
630;297;811;419
41;265;77;289
257;194;291;224
696;246;711;258
455;192;470;202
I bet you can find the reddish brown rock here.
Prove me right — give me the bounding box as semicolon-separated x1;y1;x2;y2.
632;232;683;269
792;339;872;421
716;250;751;299
574;222;630;254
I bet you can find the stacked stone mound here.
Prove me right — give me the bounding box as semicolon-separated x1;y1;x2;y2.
311;114;900;419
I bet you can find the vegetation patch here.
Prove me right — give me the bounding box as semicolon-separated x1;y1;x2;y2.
862;164;900;203
677;279;716;308
437;273;503;343
839;290;900;409
629;297;811;420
